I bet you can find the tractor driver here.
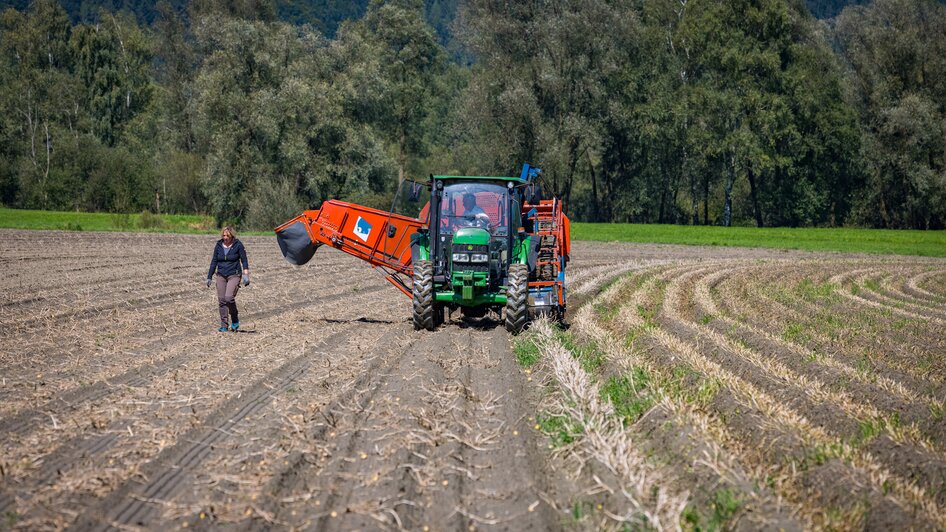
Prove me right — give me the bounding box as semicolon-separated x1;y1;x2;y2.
462;193;491;229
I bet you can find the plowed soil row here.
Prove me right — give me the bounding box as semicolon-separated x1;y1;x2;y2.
1;230;944;530
552;254;946;529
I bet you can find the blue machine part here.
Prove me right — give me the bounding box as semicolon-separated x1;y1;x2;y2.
519;163;542;183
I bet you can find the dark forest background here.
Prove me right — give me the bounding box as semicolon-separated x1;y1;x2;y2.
1;0;944;229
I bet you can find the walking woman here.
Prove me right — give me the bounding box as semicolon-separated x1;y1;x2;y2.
207;226;250;332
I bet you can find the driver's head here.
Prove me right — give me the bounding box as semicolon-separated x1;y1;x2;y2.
462;193;477;210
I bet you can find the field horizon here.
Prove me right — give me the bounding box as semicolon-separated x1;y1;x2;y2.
2;207;945;258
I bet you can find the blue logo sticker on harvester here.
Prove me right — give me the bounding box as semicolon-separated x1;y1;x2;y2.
353;216;372;242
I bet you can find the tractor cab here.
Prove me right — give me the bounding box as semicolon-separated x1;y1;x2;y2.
425;179;523;306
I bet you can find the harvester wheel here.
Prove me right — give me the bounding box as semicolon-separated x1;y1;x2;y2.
505;263;529;334
412;260;437;331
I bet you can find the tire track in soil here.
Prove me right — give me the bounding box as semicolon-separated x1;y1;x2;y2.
236;324;421;531
832;269;946;324
656;266;944;526
0;312;369;523
66;324;364;531
460;323;559;529
4;312;406;529
0;274;377;396
0;284;388;439
0;266;370;394
247;322;559;531
307;326;439;531
573;277;805;530
605;266;940;529
687;267;946;506
873;270;946;312
0;314;361;523
718;264;946;394
0;255;331;320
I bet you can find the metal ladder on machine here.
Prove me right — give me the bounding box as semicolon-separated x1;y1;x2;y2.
533;199;561;282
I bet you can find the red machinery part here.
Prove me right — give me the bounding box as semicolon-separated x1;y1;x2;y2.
275;199;426;296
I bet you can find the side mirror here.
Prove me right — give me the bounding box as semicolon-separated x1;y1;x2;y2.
408;182;422;203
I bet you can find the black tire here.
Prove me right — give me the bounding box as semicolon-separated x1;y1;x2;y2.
412;260;437;331
505;263;529;334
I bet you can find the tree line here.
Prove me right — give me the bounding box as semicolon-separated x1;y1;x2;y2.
0;0;943;229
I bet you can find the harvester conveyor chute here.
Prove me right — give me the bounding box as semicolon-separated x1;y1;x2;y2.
275;199;425;297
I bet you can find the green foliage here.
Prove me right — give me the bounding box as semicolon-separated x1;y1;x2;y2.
555;330;605;373
930;402;946;422
854;414;900;445
837;0;946;229
4;510;19;528
796;279;838;302
601;369;655;425
137;209;164;229
536;413;582;447
682;488;744;531
513;338;539;368
783;321;808;344
1;0;945;234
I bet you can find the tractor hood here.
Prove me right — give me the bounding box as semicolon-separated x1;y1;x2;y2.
452;227;491;246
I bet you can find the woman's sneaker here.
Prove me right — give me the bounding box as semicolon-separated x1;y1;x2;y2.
230;322;240;331
218;326;228;332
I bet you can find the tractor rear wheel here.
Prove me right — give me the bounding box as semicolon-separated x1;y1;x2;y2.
412;260;437;331
505;263;529;334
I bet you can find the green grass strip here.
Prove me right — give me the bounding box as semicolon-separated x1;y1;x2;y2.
572;223;946;258
0;208;270;235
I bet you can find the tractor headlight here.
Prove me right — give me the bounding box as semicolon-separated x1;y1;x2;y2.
452;253;470;263
470;253;489;263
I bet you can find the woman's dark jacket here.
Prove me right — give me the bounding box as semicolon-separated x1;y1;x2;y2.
208;239;249;278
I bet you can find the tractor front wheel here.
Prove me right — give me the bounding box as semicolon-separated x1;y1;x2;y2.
412;260;437;331
505;263;529;334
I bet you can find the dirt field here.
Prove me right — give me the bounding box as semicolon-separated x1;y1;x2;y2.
0;230;944;530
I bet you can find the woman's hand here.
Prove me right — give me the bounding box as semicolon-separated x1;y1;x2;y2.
242;273;250;286
206;278;213;288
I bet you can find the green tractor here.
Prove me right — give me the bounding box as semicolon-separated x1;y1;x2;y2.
275;164;570;334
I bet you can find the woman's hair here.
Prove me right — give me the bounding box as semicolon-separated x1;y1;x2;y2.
221;226;236;239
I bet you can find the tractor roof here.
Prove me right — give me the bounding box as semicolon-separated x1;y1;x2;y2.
431;163;541;185
432;175;520;183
